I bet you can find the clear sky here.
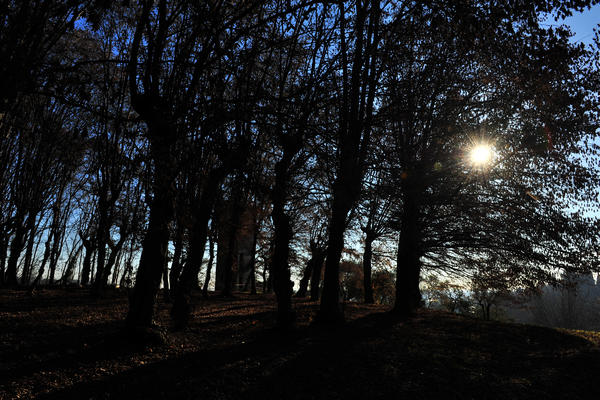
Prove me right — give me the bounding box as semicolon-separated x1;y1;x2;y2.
559;4;600;44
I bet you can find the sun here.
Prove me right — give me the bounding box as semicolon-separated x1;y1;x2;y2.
470;144;493;166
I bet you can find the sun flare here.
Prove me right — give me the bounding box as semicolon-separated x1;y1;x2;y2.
470;144;493;166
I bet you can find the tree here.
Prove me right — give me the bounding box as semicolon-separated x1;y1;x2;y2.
124;0;267;328
0;1;95;112
358;167;394;303
258;2;335;327
318;0;383;323
379;1;600;316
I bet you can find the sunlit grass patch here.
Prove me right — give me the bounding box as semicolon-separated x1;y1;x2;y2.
562;329;600;346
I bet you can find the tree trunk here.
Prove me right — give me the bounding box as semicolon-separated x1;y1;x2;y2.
270;207;294;328
310;249;325;301
47;237;61;286
100;236;126;288
270;151;298;328
120;240;135;288
262;261;268;294
172;169;223;328
80;237;94;286
202;227;215;296
31;237;52;288
317;190;352;323
362;233;375;304
0;226;9;285
168;222;185;296
92;192;111;293
243;222;257;294
392;191;422;317
126;128;177;329
219;183;244;297
296;258;313;298
61;245;82;285
162;252;170;299
20;215;38;285
47;213;67;286
5;222;26;286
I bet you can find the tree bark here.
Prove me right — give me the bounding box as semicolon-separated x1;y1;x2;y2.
61;245;82;285
318;183;356;322
91;189;112;293
243;222;257;294
47;211;67;286
31;236;52;289
162;252;170;299
362;232;375;304
0;225;9;285
219;181;244;297
126;126;177;328
262;260;268;294
202;227;215;296
168;222;185;296
310;249;325;301
5;220;26;286
172;168;223;328
270;205;294;328
80;236;94;286
316;0;381;323
99;235;126;288
119;239;135;288
296;258;313;298
392;190;422;317
20;214;38;285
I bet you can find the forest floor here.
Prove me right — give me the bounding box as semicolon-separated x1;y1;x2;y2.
1;289;600;400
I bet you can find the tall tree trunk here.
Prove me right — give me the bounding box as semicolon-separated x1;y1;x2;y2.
362;232;375;304
310;249;325;301
126;127;177;328
20;213;38;285
47;232;63;286
270;209;294;327
100;236;126;287
92;192;111;293
120;239;135;288
245;225;257;295
202;227;215;296
317;0;381;322
31;236;52;288
168;222;185;296
47;207;69;287
219;181;244;297
5;221;26;286
262;261;268;294
392;191;422;316
162;252;170;299
0;225;9;285
296;258;313;298
61;245;82;285
317;189;353;322
172;169;223;328
80;237;94;286
270;154;296;328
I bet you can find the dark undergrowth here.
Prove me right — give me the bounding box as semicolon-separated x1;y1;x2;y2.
1;288;599;399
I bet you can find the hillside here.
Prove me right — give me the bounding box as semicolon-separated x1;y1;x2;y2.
1;289;599;399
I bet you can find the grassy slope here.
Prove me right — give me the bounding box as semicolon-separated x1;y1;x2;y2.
1;289;599;399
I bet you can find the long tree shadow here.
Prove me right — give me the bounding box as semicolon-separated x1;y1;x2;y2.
2;320;146;380
36;311;399;400
20;310;600;400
